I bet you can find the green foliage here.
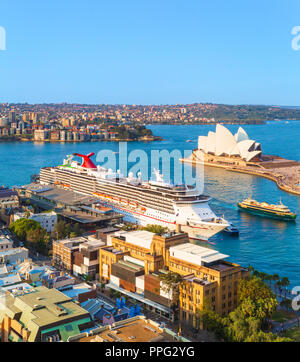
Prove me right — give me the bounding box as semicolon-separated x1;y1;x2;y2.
9;218;50;255
112;125;153;140
142;224;169;235
159;271;182;309
238;277;278;325
52;220;83;239
198;276;284;342
10;218;44;241
244;331;292;342
198;309;228;340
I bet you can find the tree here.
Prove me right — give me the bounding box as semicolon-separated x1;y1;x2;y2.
280;299;292;311
197;308;228;340
281;277;290;298
244;331;292;342
276;281;282;297
272;274;280;284
143;224;169;235
238;277;277;327
52;220;82;239
27;228;47;244
10;218;40;241
9;218;50;255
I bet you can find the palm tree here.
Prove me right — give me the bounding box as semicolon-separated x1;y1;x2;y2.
265;274;272;286
281;277;290;298
272;274;280;291
276;281;282;297
248;265;254;274
259;272;267;282
253;270;260;278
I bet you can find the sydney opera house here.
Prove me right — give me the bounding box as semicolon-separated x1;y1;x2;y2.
197;124;262;163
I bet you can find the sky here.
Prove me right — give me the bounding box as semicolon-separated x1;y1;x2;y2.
1;0;300;105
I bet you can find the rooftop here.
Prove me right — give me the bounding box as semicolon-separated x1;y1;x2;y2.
54;236;87;249
169;243;228;266
3;286;89;326
79;238;105;250
0;273;22;287
0;247;28;257
0;236;13;244
101;246;124;255
76;317;175;342
114;230;154;250
56;209;123;224
22;184;97;206
61;283;93;299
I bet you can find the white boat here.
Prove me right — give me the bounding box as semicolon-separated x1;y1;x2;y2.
39;152;229;240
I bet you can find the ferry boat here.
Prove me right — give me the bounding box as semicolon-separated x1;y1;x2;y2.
237;198;297;221
38;152;229;241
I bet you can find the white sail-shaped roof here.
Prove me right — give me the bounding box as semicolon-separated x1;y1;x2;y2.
206;131;216;154
228;143;240;156
237;140;256;160
254;142;261;151
196;124;262;161
198;136;207;152
235;127;249;143
215;124;236;156
246;150;262;162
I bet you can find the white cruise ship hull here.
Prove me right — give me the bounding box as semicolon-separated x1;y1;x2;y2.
100;201;227;241
39;153;229;241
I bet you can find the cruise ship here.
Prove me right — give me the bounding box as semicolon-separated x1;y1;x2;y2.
39;152;229;240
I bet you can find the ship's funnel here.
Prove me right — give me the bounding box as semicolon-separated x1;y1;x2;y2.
73;152;97;169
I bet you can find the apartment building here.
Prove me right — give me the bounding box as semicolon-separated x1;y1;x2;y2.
0;187;19;215
14;211;57;232
108;230;188;274
0;286;92;342
52;237;87;272
73;238;105;278
0;236;13;251
168;243;249;317
53;236;105;277
0;247;29;266
99;246;126;283
34;129;49;141
101;230;249;323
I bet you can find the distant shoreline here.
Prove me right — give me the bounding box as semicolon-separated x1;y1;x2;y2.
0;135;163;143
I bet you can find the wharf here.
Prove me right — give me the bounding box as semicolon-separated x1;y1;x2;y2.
181;152;300;196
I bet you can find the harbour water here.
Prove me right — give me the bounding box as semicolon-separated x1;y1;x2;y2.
0;121;299;286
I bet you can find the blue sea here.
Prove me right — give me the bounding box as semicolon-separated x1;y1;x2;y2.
0;121;299;286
